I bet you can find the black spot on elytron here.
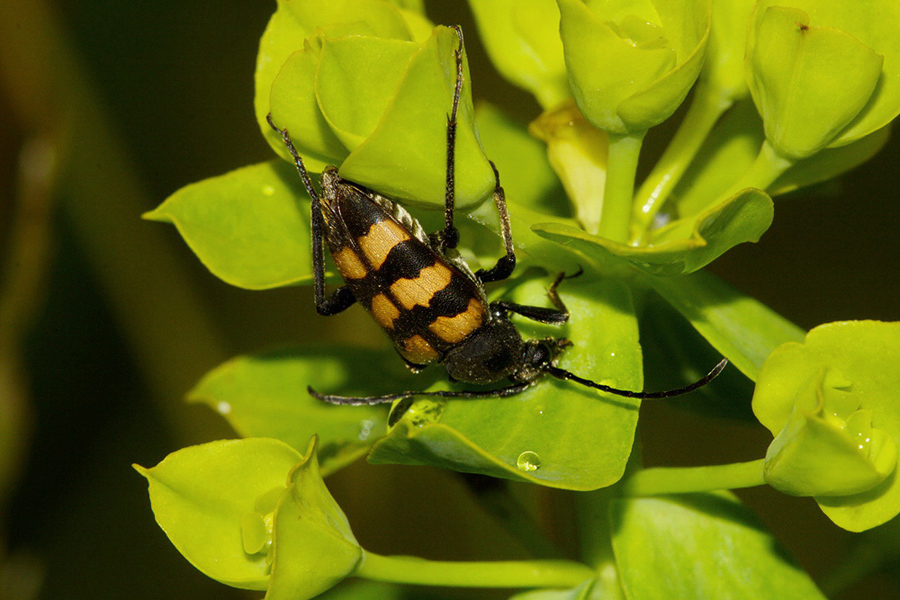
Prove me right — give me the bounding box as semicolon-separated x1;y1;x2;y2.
378;239;437;281
427;276;481;317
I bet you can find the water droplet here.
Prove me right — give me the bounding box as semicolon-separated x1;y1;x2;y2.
517;451;542;472
406;399;445;427
217;401;232;415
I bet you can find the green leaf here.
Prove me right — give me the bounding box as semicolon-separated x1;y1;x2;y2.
611;492;825;599
267;436;362;600
315;36;419;150
648;270;805;381
339;26;495;210
145;160;311;290
533;188;774;277
474;102;565;215
639;298;757;422
135;438;303;590
752;321;900;531
557;0;711;134
395;7;434;43
467;0;569;108
187;346;425;476
268;41;351;167
468;199;585;275
750;0;900;147
385;0;424;13
746;5;884;160
368;276;642;491
255;0;413;166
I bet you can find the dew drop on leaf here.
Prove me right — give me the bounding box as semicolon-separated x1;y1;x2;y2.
517;451;542;472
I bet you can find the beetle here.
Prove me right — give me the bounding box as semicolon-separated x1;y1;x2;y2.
267;26;726;405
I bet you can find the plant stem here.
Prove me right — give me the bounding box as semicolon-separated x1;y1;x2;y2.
601;131;645;243
356;551;593;588
620;459;767;497
720;139;794;200
631;80;732;243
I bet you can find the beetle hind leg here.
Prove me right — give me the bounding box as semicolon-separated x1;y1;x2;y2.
475;161;517;284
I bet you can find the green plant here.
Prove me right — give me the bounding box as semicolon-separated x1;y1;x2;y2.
138;0;900;597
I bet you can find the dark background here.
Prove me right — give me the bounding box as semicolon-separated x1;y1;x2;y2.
0;1;897;598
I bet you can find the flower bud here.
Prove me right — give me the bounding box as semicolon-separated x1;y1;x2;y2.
745;5;883;160
556;0;711;134
763;370;896;496
267;436;363;599
259;1;494;209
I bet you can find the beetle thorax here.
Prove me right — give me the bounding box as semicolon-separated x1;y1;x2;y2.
442;318;526;384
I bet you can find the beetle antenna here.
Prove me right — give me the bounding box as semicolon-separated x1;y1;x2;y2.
310;359;728;406
546;358;728;399
308;382;533;406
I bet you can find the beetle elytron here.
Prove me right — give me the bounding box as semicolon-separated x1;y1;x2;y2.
267;26;725;405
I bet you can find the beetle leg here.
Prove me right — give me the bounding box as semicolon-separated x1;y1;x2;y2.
492;301;568;325
434;28;517;283
267;114;358;316
436;25;465;252
545;267;582;312
490;268;584;324
475;160;517;284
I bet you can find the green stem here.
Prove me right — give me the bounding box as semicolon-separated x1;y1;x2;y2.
356;551;593;589
631;80;732;243
720;139;794;200
620;459;767;497
601;131;645;243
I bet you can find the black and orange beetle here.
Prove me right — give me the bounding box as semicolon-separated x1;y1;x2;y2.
267;26;725;405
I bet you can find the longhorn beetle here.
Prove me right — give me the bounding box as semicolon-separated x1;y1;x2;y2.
267;26;726;406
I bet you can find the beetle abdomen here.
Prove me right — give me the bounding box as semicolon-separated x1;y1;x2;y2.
319;171;488;368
